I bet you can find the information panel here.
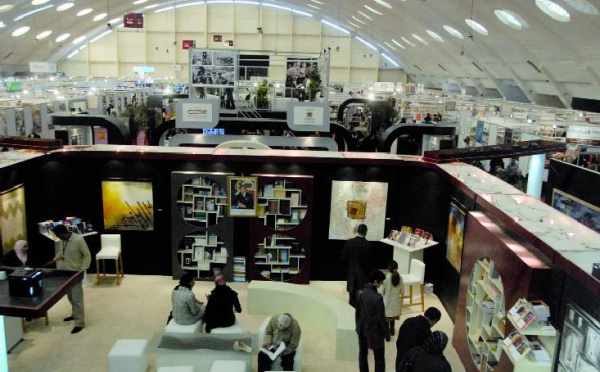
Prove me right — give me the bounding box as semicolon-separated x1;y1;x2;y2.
286;102;330;132
175;99;220;129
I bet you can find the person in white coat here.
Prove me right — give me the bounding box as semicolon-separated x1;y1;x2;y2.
379;260;403;337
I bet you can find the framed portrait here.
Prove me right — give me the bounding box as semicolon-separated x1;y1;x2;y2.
102;180;154;231
227;176;258;217
446;200;466;273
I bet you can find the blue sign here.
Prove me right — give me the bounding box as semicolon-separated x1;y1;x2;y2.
203;128;225;135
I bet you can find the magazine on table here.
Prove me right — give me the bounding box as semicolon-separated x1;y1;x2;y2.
259;341;286;361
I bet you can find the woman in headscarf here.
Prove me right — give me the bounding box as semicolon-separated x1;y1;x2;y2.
398;330;452;372
2;240;32;267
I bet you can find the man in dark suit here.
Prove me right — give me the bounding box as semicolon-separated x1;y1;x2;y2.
342;223;371;307
395;306;441;370
233;184;253;209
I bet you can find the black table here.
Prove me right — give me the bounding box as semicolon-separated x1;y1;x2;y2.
0;268;83;318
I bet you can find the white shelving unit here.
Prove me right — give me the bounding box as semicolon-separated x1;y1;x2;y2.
178;232;228;278
257;180;307;230
254;234;305;281
176;183;227;227
466;258;506;372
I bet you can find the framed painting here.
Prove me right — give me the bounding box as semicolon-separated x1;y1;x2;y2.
102;180;154;231
0;184;27;254
227;176;258;217
446;201;466;273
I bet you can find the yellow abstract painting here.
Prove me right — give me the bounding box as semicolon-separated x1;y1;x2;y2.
102;180;154;231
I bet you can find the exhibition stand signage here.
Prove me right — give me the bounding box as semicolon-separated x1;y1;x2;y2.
566;125;600;146
286;101;330;132
175;99;220;129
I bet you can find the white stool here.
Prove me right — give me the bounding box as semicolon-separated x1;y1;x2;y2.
108;339;149;372
96;234;124;285
210;319;248;334
157;367;194;372
210;360;246;372
165;318;202;333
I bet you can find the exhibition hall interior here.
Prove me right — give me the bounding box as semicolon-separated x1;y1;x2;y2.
0;1;599;372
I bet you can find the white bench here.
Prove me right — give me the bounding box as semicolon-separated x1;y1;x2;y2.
165;319;203;333
210;319;249;334
108;339;149;372
247;281;358;361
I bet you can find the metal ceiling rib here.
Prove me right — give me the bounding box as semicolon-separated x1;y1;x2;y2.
0;0;598;104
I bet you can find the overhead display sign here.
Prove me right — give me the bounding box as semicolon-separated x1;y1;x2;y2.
124;13;144;28
175;99;220;129
29;62;57;73
566;125;600;146
373;82;395;92
287;102;330;132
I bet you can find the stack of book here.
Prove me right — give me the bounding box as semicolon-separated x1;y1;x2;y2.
508;298;536;330
503;330;531;361
531;300;550;323
528;338;551;363
233;256;246;282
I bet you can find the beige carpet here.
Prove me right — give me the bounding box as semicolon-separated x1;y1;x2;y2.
8;275;466;372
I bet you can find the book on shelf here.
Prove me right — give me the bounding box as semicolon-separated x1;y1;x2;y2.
530;300;550;322
396;232;410;245
280;249;289;263
509;298;537;330
206;199;216;211
400;226;413;234
263;184;274;198
289;192;300;207
184;206;193;218
267;200;279;214
291;210;299;223
279;199;291;215
259;341;286;361
274;180;285;189
407;234;421;247
503;330;531;361
208;233;218;245
529;338;551;363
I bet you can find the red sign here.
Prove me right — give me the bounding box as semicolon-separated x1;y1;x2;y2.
182;40;196;50
124;13;144;28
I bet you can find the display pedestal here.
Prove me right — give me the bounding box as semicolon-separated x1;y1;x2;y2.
380;238;439;274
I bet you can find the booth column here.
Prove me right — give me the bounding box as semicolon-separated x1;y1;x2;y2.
526;153;545;199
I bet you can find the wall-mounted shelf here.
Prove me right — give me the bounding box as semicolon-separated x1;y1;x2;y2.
254;234;305;282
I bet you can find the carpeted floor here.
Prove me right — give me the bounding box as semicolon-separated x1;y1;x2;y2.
8;275;466;372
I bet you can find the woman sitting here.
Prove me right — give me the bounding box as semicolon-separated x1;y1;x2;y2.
171;273;204;326
2;240;32;267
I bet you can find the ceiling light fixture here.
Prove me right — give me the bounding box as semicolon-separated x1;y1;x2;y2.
426;30;444;42
12;26;31;37
535;0;571;22
562;0;598;14
412;34;429;45
443;25;464;39
0;5;15;13
93;13;108;21
373;0;392;9
14;4;54;21
35;30;53;40
73;36;86;44
57;2;75;12
356;36;377;51
77;8;94;16
133;0;149;4
391;39;405;49
357;10;373;20
494;10;524;29
307;4;320;10
364;5;382;15
401;37;416;47
321;19;350;34
384;41;396;50
31;0;51;5
55;33;70;42
465;19;488;35
351;16;366;25
348;21;361;29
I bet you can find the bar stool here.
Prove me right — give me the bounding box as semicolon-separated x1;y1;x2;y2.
400;259;426;312
96;234;124;285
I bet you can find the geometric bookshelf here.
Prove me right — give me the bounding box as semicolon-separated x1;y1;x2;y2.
466;258;506;372
171;171;234;281
248;174;313;284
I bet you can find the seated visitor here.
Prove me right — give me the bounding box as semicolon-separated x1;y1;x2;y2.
2;240;32;267
258;313;301;372
398;330;452;372
171;273;204;326
203;274;242;332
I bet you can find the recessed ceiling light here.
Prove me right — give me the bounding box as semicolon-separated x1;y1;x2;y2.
0;22;5;28
73;36;86;44
426;30;444;42
364;5;382;15
12;26;30;37
0;5;14;13
307;4;320;10
36;30;52;40
391;39;405;49
108;18;121;24
465;19;489;35
133;0;148;4
562;0;598;14
535;0;571;22
310;0;323;3
352;16;366;25
373;0;392;10
412;34;429;46
77;8;93;16
401;37;416;47
494;9;524;30
145;4;160;9
55;33;70;42
348;21;361;29
357;10;373;21
31;0;50;5
443;25;464;39
384;41;396;50
57;2;75;12
93;13;108;21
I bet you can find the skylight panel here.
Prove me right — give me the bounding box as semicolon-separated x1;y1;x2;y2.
77;8;93;16
55;33;70;43
443;25;464;39
57;2;75;12
36;30;52;40
535;0;571;22
93;13;108;21
426;30;444;42
494;10;524;30
465;19;488;35
12;26;31;37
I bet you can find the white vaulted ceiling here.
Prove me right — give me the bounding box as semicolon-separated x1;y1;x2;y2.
0;0;599;105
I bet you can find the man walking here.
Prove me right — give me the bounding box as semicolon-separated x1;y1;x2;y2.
342;223;371;307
